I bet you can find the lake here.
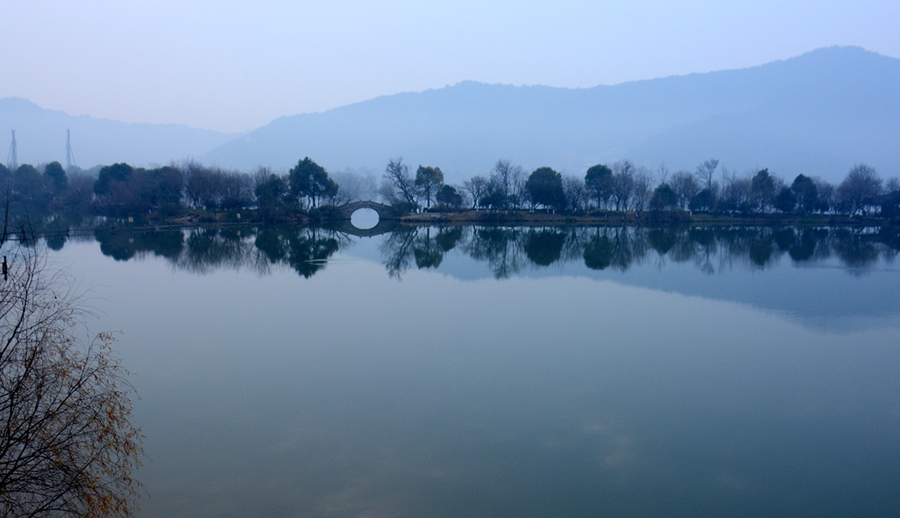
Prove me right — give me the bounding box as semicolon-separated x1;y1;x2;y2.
47;224;900;517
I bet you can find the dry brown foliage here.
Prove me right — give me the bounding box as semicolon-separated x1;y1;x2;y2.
1;237;144;517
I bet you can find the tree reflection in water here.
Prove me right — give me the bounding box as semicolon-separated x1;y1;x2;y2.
383;225;900;279
93;226;349;277
463;227;527;279
53;225;900;280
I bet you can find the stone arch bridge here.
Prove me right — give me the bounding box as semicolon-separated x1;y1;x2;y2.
330;200;398;237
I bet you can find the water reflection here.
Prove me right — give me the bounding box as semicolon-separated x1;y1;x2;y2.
385;225;898;279
46;225;900;280
45;225;900;516
380;227;464;278
93;226;351;277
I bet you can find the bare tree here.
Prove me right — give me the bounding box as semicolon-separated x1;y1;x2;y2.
562;175;588;212
838;163;883;215
611;160;637;211
377;178;401;206
489;160;525;209
655;163;670;184
813;178;836;213
669;171;700;210
182;160;219;209
219;172;254;210
631;166;653;212
1;234;144;516
886;177;900;194
695;158;719;193
462;175;490;209
383;158;417;207
719;170;751;212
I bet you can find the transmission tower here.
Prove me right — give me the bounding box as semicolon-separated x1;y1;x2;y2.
66;129;76;169
6;130;17;170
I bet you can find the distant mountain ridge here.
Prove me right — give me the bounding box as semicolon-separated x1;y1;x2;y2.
0;98;236;169
4;46;898;183
202;46;900;183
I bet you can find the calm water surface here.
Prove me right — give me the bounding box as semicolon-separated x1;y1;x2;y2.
48;225;900;517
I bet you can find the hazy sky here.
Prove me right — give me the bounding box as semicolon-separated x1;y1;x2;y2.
2;1;898;133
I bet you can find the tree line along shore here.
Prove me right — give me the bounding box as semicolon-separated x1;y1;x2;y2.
2;156;899;230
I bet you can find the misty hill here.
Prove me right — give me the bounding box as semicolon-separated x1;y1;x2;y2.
0;98;236;169
203;46;900;183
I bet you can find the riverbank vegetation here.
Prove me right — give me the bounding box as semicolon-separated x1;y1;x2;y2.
2;155;899;231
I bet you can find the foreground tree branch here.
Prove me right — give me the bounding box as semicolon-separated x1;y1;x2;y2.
0;235;144;517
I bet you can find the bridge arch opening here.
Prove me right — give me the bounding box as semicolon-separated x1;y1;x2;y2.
350;207;380;230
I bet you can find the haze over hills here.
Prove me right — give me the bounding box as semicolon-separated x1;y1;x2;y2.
201;46;900;184
0;98;236;169
4;46;898;184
